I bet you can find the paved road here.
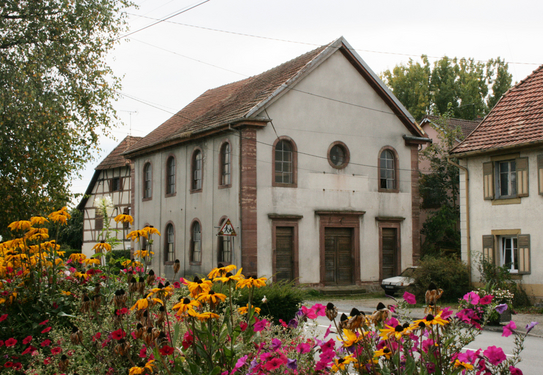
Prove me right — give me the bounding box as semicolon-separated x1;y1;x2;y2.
305;297;543;373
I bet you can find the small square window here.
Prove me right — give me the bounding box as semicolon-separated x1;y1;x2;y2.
111;177;121;192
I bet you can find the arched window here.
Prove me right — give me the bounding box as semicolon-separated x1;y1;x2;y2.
379;148;398;192
219;142;231;187
143;162;152;199
218;217;232;264
192;149;203;191
166;156;176;195
165;223;175;263
273;138;297;187
191;220;202;264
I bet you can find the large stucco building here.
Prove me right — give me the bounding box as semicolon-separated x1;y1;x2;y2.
123;37;429;287
451;65;543;301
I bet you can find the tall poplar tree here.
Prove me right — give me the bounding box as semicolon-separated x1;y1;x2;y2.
0;1;132;235
381;56;512;121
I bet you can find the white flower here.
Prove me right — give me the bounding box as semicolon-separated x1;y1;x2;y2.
262;295;268;303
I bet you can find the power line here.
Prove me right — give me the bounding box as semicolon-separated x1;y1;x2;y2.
117;0;211;40
126;13;541;67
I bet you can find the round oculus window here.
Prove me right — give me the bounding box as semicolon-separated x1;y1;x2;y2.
329;143;349;168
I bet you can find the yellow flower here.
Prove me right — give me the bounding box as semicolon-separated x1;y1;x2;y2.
114;214;134;224
131;298;149;310
61;291;72;296
238;304;261;315
126;229;148;242
215;268;244;283
143;226;161;236
48;207;71;224
69;253;87;262
92;241;112;253
208;264;238;279
374;347;392;359
332;356;356;372
380;323;410;340
24;227;50;241
30;216;48;226
8;220;32;232
340;329;362;347
187;277;213;298
82;258;101;266
134;250;153;258
193;311;220;321
236;276;267;289
129;367;144;375
412;312;449;328
197;290;227;305
454;360;474;370
172;297;200;316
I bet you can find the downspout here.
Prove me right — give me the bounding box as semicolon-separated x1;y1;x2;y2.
447;157;471;284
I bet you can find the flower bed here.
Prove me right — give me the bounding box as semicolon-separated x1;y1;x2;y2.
0;210;536;374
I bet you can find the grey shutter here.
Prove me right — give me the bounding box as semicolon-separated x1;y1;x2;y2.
482;162;494;200
517;234;531;274
482;235;495;264
516;157;529;197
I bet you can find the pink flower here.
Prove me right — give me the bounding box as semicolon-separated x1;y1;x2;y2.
480;295;493;305
0;314;7;322
463;291;480;305
312;303;326;317
502;321;517;337
234;355;248;371
403;291;416;304
159;346;174;356
239;322;248;332
39;319;49;325
5;338;17;347
264;357;287;371
22;336;33;345
43;357;52;365
116;308;128;315
509;366;523;375
301;306;317;319
253;318;268;332
111;329;126;340
41;327;52;334
139;346;147;358
92;332;101;342
324;324;332;339
296;342;311;354
483;346;506;365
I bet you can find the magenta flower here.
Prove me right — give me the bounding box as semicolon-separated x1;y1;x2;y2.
463;291;480;305
441;307;454;319
509;366;523;375
0;314;7;322
312;303;326;317
502;321;516;337
526;321;538;334
480;295;493;304
22;336;32;345
271;338;282;350
41;326;52;334
301;305;317;319
483;346;506;365
51;346;62;355
264;357;286;370
296;342;311;354
234;355;248;371
41;339;51;347
403;291;416;304
253;318;268;332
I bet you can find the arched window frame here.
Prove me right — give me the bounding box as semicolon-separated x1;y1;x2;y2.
191;148;203;193
217;216;233;264
378;146;399;193
190;219;202;265
165;155;176;197
164;222;175;265
143;161;152;200
272;137;297;188
219;140;232;188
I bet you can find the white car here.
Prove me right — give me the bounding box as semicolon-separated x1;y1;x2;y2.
381;266;417;296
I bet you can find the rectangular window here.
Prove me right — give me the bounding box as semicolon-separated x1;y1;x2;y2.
484;233;531;274
111;177;121;192
95;209;103;231
497;161;516;198
484;157;528;200
218;236;232;263
500;236;518;273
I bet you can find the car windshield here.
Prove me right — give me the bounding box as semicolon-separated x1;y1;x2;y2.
400;268;416;278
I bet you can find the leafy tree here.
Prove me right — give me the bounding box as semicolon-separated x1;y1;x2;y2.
57;208;84;251
381;56;512;121
0;1;132;237
419;113;462;256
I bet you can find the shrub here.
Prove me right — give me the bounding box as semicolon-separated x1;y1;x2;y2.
478;257;531;308
236;279;307;324
411;255;471;302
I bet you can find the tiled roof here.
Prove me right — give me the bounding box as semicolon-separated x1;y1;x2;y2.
125;44;330;156
125;37;422;157
420;115;480;139
96;136;142;170
452;65;543;155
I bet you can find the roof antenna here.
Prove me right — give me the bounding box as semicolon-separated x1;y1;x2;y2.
120;110;138;136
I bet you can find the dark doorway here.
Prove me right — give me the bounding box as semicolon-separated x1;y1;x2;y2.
324;228;353;285
275;227;294;281
381;228;398;279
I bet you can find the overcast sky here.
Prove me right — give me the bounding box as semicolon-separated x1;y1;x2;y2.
70;0;543;202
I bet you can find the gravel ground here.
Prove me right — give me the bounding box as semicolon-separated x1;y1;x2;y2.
306;296;543;338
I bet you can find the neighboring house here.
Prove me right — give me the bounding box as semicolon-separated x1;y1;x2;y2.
451;65;543;301
78;136;142;256
123;37;429;288
418;116;480;247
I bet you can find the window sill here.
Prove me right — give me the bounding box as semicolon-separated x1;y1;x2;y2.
142;197;152;202
165;193;176;198
378;188;399;193
218;184;232;190
492;197;521;205
190;189;203;194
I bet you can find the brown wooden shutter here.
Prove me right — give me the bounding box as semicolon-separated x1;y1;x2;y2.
517;234;531;274
482;162;494;200
538;154;543;195
482;235;495;264
516;157;529;197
